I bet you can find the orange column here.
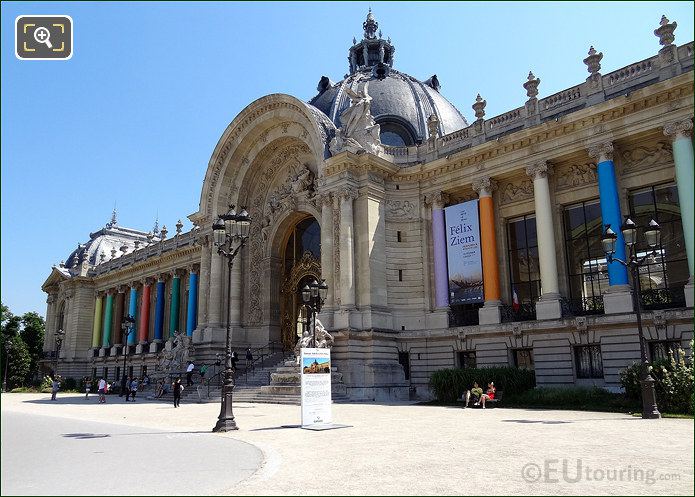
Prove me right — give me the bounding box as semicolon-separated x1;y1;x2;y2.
138;280;151;343
473;178;501;303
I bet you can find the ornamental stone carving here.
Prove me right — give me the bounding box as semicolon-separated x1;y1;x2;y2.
663;119;693;139
583;46;603;75
525;161;554;180
555;163;597;190
499;178;534;204
472;94;486;120
472;177;498;197
654;15;677;47
385;199;416;220
620;141;674;175
340;187;359;202
523;71;540;99
423;191;449;209
329;86;383;156
587;141;614;162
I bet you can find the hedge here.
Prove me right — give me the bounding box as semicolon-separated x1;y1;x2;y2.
429;367;536;403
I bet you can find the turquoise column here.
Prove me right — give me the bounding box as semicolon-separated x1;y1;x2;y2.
127;286;138;345
101;292;114;347
169;273;181;337
186;270;198;337
590;142;628;286
665;120;695;279
154;279;165;341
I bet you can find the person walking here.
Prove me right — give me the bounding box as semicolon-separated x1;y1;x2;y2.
172;377;183;408
245;347;253;371
199;364;208;383
84;377;92;400
50;376;60;401
97;377;107;403
186;361;195;387
130;377;139;401
124;376;133;402
120;373;128;398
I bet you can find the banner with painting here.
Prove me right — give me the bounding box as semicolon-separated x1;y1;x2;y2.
444;199;483;304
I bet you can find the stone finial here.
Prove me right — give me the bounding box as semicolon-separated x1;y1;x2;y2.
176;219;183;235
472;94;486;120
146;231;154;244
363;8;378;40
663;118;693;139
427;114;440;140
160;225;168;240
110;248;117;259
523;71;540;99
587;141;614;162
654;15;677;46
59;260;65;268
352;36;357;45
120;243;128;254
99;251;106;263
472;177;498;197
526;161;553;179
134;240;141;250
583;46;603;75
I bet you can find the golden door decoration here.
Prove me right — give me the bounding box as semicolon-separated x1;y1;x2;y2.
280;251;321;351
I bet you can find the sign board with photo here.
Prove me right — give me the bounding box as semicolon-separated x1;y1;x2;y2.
300;347;332;427
444;199;483;304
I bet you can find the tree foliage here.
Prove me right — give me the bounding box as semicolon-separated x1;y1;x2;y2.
1;302;46;388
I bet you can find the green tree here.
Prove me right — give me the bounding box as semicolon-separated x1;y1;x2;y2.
6;337;31;388
21;312;45;382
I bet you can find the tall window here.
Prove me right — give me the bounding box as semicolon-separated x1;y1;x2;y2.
574;344;603;379
563;200;607;314
649;340;684;362
506;215;540;319
284;217;321;272
628;183;687;309
398;352;410;380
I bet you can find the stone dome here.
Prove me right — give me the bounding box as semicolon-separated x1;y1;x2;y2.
309;10;468;146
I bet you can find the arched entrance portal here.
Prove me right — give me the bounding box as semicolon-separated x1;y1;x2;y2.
280;216;321;351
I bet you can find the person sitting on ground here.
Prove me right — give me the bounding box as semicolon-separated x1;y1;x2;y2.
479;382;496;409
464;382;483;407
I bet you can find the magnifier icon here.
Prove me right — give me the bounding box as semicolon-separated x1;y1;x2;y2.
34;26;53;49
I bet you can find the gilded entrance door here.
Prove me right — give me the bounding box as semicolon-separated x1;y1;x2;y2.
279;217;321;351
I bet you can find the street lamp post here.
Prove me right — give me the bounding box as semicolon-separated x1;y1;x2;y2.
601;217;662;419
212;205;251;433
121;315;136;383
3;339;13;392
53;329;66;377
301;279;328;347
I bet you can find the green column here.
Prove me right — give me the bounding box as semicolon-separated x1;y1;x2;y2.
169;274;181;336
666;121;694;277
102;293;114;347
91;294;103;348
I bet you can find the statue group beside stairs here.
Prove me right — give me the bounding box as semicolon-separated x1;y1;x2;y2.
154;330;194;377
294;317;334;357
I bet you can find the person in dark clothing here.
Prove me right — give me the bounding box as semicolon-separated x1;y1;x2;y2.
120;374;128;397
172;377;183;408
245;347;253;371
230;350;239;371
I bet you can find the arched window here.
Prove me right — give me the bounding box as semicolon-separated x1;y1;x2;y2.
376;118;416;147
284;217;321;271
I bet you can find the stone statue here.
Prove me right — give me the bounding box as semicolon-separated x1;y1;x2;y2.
294;330;314;357
314;318;334;348
329;86;383;156
155;330;194;377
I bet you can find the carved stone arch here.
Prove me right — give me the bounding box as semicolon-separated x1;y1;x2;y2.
193;94;336;223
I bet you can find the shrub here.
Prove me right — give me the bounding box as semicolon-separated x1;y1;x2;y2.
503;386;638;412
61;377;77;392
619;346;693;415
429;367;536;403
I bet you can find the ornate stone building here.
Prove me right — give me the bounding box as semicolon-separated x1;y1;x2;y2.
42;12;694;400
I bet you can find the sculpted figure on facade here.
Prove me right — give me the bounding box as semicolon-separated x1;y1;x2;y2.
329;86;383;156
314;318;334;348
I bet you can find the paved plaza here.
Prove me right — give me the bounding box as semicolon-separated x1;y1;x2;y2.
1;393;693;495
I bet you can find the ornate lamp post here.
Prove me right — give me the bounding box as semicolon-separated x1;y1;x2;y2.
212;205;251;432
601;217;662;419
121;315;136;381
301;278;328;346
53;329;66;376
3;339;13;392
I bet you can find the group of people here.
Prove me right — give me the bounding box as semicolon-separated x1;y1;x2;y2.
463;381;496;408
154;377;185;407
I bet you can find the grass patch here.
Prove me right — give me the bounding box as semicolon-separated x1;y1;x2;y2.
630;412;694;419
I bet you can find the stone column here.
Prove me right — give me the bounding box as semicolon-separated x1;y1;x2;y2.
430;192;450;309
169;271;181;337
101;291;114;349
197;235;211;327
664;119;695;307
228;254;242;326
137;279;151;350
153;277;166;342
319;193;335;308
473;177;502;324
526;161;562;319
43;295;57;351
127;284;138;346
339;188;358;308
186;267;198;336
588;142;633;314
91;293;103;348
112;288;125;347
208;244;223;327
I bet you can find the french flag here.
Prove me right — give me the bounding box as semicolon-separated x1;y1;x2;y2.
512;288;520;312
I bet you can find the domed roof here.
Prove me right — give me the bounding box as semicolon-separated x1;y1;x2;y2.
309;10;468;146
64;211;156;269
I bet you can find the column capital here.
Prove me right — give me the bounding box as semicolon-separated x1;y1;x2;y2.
318;192;333;206
339;187;358;202
117;285;127;294
663;119;693;139
472;177;498;198
171;268;185;278
141;277;155;286
525;161;554;180
424;191;450;209
187;264;199;275
587;141;614;162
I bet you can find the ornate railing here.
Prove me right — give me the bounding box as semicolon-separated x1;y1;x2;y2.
561;296;605;317
541;85;582;110
240;341;284;384
640;287;686;311
500;303;537;323
603;58;654;87
448;305;481;327
486;107;523;129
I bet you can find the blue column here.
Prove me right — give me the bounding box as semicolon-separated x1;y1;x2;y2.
127;286;138;345
592;143;629;285
154;279;165;341
186;270;198;336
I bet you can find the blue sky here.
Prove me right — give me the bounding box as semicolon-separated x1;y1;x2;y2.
2;1;693;317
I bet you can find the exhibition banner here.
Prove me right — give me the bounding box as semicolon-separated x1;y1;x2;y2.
444;199;483;304
300;347;332;427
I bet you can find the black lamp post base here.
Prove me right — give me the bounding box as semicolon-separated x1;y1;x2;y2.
212;418;239;432
212;383;238;432
640;376;661;419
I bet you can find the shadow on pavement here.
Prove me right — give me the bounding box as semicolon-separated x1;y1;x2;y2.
502;419;572;424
